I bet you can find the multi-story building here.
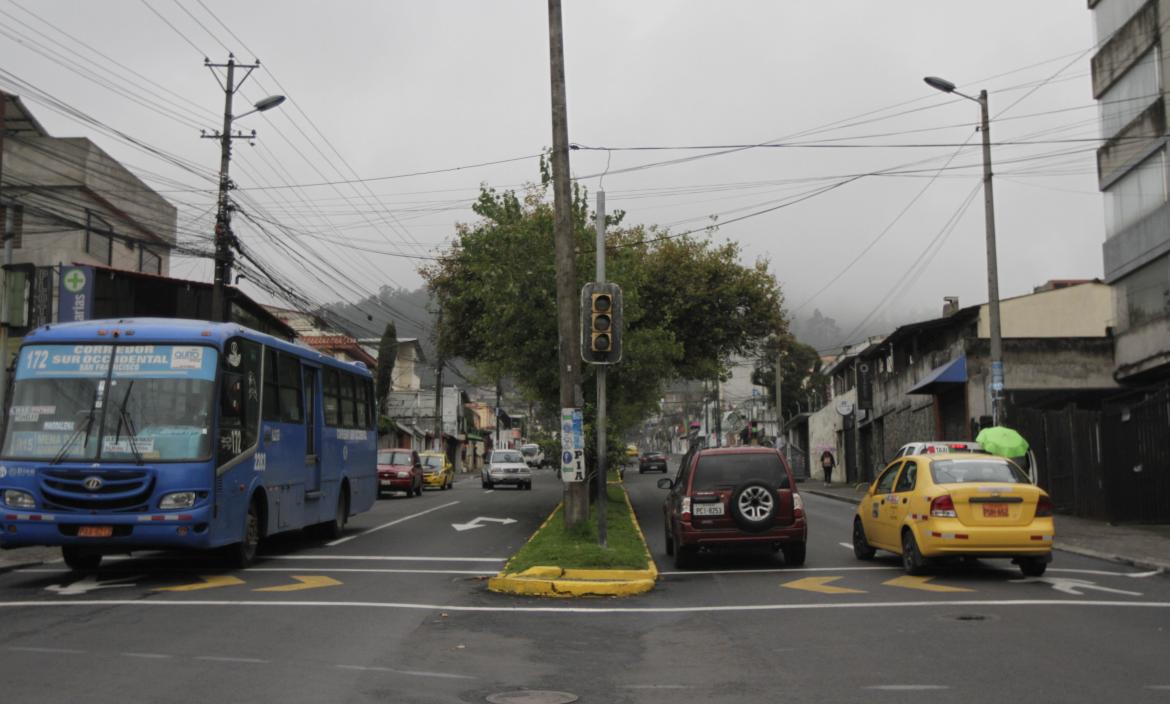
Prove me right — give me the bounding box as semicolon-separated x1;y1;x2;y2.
1089;1;1170;382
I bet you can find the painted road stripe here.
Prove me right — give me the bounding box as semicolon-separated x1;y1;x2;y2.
9;646;85;654
883;575;973;593
866;685;949;691
254;575;342;592
1;599;1167;614
155;575;245;592
122;652;172;659
327;500;461;546
659;566;900;577
195;656;268;664
782;577;866;595
336;665;475;680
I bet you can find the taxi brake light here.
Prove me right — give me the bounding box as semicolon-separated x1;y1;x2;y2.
1035;495;1054;517
930;494;956;518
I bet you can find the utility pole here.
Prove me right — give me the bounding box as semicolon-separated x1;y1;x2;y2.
203;56;278;324
433;308;444;453
0;94;10;433
977;89;1005;426
595;190;607;547
547;0;586;528
714;378;722;447
775;349;784;445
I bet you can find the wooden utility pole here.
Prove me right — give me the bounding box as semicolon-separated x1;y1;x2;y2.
547;0;586;528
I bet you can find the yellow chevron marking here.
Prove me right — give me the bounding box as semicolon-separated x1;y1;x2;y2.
155;575;246;592
781;576;866;594
254;575;342;592
884;575;973;593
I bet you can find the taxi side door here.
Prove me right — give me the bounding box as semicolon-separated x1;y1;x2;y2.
864;461;904;550
887;459;919;536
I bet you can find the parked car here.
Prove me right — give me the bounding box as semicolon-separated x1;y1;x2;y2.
377;448;422;498
520;443;544;468
638;451;668;474
419;451;454;490
852;453;1053;577
482;449;532;490
658;446;806;568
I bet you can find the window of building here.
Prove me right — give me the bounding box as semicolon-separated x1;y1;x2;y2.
85;213;113;265
1105;146;1167;238
1093;0;1149;44
140;247;161;275
1117;254;1170;330
1099;45;1160;139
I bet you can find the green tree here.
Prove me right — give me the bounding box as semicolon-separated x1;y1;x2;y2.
751;335;830;420
375;321;398;416
420;180;787;439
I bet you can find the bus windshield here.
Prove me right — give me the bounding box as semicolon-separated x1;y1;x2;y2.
1;343;218;462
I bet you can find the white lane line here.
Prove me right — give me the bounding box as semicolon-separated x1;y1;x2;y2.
866;685;949;691
247;568;497;576
1049;568;1165;578
122;652;173;659
9;646;86;654
1146;685;1170;690
267;555;505;563
328;501;461;546
2;598;1168;615
195;656;268;664
659;566;900;577
620;684;691;690
336;665;475;680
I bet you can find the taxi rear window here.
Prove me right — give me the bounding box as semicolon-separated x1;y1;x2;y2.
930;459;1029;485
692;453;789;491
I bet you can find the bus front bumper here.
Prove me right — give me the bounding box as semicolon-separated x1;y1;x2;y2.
0;506;216;550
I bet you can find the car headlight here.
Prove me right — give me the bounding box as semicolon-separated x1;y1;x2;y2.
159;491;197;510
397;471;410;478
3;490;36;509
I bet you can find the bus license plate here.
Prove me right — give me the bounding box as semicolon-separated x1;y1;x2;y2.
982;504;1009;518
693;504;724;516
78;526;113;538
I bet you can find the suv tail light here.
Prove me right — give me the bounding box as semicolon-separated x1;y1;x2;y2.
930;494;956;518
681;496;692;520
1035;494;1054;517
792;493;804;518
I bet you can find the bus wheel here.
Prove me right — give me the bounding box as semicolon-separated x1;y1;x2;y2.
324;487;349;540
230;501;261;568
62;546;102;571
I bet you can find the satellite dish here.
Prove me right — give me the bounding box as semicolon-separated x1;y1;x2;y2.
835;399;855;416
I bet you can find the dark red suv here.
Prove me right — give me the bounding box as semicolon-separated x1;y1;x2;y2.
658;446;807;568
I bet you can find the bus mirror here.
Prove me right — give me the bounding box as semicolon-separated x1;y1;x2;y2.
222;372;243;418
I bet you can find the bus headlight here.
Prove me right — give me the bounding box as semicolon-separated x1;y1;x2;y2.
159;492;197;510
3;490;35;509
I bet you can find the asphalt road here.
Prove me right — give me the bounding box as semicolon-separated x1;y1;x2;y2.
1;463;1168;703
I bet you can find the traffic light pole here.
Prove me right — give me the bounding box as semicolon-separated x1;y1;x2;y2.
595;190;607;548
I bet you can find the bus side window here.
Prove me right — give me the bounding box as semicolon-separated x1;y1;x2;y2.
354;376;369;430
339;374;356;428
364;379;375;429
323;369;340;427
262;348;280;422
277;352;303;423
220;337;262;467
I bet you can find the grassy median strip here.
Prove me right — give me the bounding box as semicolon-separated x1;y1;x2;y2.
504;483;649;573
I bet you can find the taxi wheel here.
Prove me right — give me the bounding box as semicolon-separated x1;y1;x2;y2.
1018;557;1048;577
901;529;926;575
853;518;876;560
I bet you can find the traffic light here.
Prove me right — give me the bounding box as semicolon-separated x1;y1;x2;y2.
580;282;622;364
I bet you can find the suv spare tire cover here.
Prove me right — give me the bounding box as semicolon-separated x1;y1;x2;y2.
731;479;779;533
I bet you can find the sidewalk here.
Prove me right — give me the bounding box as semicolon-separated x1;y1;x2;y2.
803;481;1170;572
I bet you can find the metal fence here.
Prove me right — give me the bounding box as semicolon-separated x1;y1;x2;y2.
1101;386;1170;523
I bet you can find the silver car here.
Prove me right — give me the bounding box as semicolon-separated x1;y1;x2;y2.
482;449;533;490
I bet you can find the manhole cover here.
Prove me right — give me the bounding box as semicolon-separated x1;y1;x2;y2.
485;691;578;704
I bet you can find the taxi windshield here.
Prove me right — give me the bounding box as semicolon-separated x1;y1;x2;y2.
421;455;444;469
930;458;1030;485
1;343;217;463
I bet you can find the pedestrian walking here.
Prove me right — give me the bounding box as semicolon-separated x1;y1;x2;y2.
820;450;836;486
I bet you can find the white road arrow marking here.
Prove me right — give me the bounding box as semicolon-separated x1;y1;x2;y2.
452;516;517;532
1012;576;1142;596
45;574;141;596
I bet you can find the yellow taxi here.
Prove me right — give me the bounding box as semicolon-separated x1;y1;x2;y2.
852;453;1054;577
626;444;639;458
419;451;454;490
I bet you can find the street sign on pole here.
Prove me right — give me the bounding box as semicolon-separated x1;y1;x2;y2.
560;407;584;482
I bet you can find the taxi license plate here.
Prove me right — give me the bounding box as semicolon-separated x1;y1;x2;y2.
78;526;113;538
693;504;724;516
982;504;1009;518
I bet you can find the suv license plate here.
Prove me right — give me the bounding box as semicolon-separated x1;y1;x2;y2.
78;526;113;538
982;504;1009;518
693;504;724;516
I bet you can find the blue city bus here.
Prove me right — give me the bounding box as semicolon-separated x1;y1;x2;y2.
0;318;377;569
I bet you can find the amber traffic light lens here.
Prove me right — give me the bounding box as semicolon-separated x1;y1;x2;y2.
593;313;611;332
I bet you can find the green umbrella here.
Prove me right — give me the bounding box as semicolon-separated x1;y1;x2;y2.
976;426;1030;458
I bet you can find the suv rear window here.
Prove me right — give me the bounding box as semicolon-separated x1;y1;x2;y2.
692;453;790;491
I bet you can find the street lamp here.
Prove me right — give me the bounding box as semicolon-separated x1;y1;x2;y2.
924;76;1004;425
205;56;285;323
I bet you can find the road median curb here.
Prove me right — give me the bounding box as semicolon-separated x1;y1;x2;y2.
487;486;658;598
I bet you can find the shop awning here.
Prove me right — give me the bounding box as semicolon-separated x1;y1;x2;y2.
907;356;967;395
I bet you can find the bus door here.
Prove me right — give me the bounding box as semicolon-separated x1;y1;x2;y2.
303;365;321;494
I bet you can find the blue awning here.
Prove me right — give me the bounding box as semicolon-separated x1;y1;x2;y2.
907;356;967;395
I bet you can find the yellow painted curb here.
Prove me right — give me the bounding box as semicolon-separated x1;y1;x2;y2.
487;485;658;598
